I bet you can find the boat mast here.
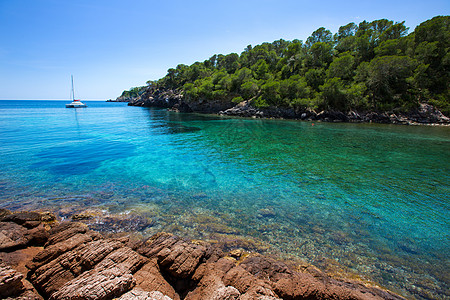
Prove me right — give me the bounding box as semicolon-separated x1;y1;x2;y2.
71;75;75;101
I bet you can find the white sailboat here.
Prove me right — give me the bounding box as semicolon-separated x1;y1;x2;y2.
66;75;87;108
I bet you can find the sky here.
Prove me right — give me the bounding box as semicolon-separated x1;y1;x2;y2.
0;0;448;100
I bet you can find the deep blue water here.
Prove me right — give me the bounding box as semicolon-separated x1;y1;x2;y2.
0;100;449;299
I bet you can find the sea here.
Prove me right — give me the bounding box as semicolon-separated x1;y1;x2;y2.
0;100;448;299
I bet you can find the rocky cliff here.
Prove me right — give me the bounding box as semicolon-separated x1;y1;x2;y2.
125;88;449;126
0;209;405;300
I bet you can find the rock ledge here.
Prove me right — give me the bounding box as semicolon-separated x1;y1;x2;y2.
0;210;405;300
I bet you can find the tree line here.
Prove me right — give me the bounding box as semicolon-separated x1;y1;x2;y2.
121;16;449;115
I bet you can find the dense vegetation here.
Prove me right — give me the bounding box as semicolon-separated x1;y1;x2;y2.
126;16;449;115
118;86;147;100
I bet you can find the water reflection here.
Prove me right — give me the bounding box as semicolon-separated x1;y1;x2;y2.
144;108;202;134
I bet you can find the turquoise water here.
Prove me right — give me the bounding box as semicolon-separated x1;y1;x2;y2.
0;100;449;298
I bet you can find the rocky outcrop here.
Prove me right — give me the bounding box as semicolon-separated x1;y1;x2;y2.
0;212;49;251
110;96;135;102
0;210;406;299
48;267;136;300
124;87;449;125
128;88;183;109
0;263;26;297
220;102;450;125
128;88;236;114
402;103;450;124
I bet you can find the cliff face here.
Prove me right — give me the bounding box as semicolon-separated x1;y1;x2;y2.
221;102;450;125
127;88;182;108
126;88;450;125
127;87;236;114
112;96;135;102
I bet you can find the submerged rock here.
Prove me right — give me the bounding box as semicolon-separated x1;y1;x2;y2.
69;210;154;233
257;208;276;218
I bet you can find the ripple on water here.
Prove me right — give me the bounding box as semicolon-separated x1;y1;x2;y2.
0;101;449;299
31;139;136;175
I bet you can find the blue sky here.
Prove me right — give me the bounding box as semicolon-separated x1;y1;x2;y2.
0;0;448;100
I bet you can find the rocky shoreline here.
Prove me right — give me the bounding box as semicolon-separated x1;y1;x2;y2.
118;88;450;126
0;209;405;300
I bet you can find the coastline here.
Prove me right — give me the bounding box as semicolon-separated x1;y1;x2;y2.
0;209;405;300
117;88;450;126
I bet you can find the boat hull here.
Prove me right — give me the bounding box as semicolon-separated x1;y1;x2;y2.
66;102;87;108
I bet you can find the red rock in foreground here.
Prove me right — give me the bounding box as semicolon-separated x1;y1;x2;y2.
0;210;405;300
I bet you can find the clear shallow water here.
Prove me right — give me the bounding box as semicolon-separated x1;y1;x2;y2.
0;100;449;299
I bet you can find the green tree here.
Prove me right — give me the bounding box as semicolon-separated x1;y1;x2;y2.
335;23;358;54
305;42;333;68
306;27;333;47
320;78;348;110
327;54;356;81
364;55;417;109
305;68;326;91
241;80;260;100
217;53;240;73
261;80;281;106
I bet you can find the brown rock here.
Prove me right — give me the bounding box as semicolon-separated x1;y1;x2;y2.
240;285;281;300
95;246;148;273
153;238;206;279
0;246;42;276
0;222;48;251
1;211;41;225
136;232;179;258
184;258;236;300
204;244;225;264
239;254;292;282
39;211;56;223
273;274;344;300
27;232;101;272
30;239;124;296
22;221;42;229
45;222;89;246
137;233;208;279
0;209;11;219
134;259;180;300
0;222;30;251
49;266;135;300
0;263;25;297
222;265;254;294
27;223;49;246
16;217;404;300
184;268;225;300
211;286;240;300
228;249;244;259
0;263;42;300
5;289;43;299
118;289;173;300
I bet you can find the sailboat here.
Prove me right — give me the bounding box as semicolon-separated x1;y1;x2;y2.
66;75;87;108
